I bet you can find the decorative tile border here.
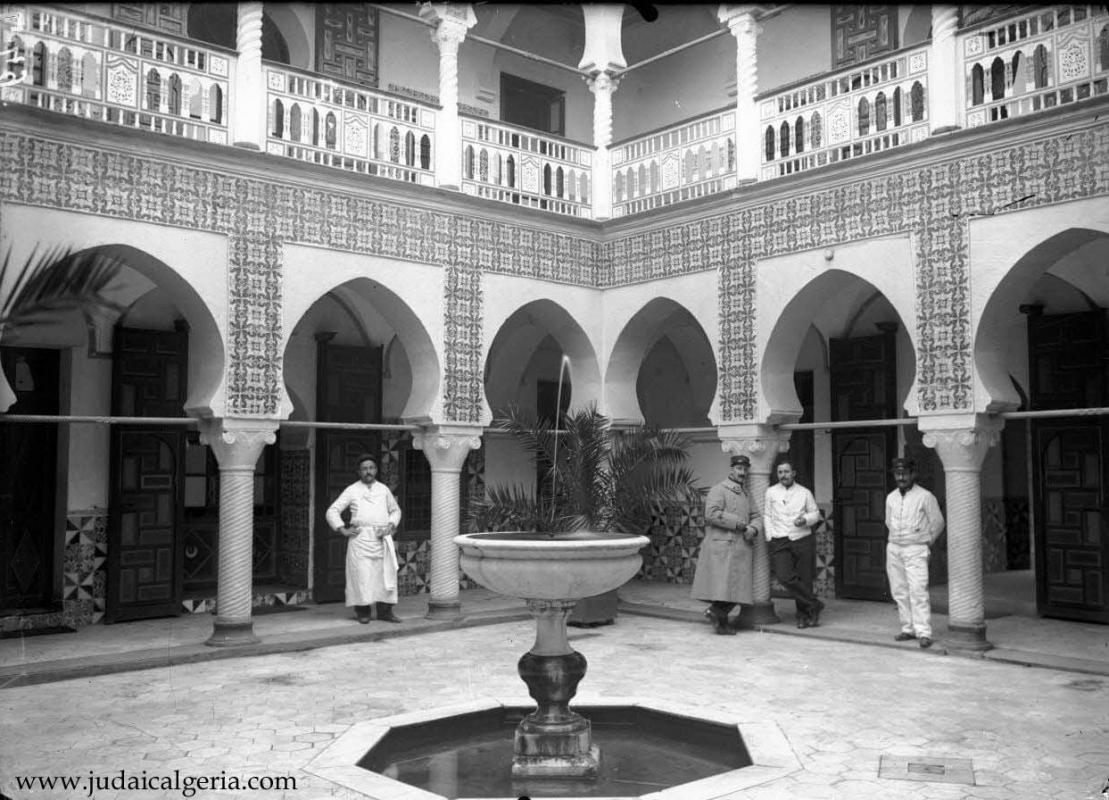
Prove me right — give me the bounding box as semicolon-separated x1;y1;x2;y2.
63;509;108;628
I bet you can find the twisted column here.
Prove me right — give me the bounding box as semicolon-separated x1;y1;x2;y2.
420;3;476;190
414;427;482;619
719;6;762;183
587;71;619;221
922;419;1002;653
199;418;277;646
232;1;264;149
721;428;790;626
929;5;962;134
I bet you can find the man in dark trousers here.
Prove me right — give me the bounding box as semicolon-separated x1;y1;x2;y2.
764;459;824;628
691;454;762;635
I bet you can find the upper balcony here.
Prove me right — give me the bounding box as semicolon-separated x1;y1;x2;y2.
2;4;1106;222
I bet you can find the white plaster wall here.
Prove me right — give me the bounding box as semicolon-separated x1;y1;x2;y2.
267;4;314;68
0;204;230;416
755;235;920;422
378;10;440;102
969;197;1109;413
601;272;720;423
64;348;112;510
280;244;442;422
483;274;603;420
758;5;833;94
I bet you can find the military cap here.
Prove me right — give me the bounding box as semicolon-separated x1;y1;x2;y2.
890;457;917;471
729;454;751;467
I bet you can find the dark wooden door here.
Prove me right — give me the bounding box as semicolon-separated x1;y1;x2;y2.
1028;310;1108;623
312;338;382;603
0;347;59;612
831;327;898;601
106;326;188;622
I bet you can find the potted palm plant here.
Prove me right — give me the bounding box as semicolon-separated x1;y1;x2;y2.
469;403;702;624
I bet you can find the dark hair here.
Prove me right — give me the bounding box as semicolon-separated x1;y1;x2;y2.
775;458;796;472
354;454;378;471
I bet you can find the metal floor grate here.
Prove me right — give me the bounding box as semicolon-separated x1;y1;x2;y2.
878;754;975;785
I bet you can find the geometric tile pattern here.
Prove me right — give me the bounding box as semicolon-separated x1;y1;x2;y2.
981;497;1008;574
62;510;108;628
278;448;311;586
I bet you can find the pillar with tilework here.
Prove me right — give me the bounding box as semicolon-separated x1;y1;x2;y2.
413;427;482;619
921;416;1002;654
199;418;277;646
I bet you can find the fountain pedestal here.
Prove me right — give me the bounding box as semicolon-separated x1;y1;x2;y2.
513;599;598;778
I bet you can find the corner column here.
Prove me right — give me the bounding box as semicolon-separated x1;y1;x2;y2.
199;418;278;646
719;5;762;183
420;3;477;190
414;426;482;619
579;5;625;221
720;425;789;626
928;5;962;134
232;1;265;150
921;416;1002;654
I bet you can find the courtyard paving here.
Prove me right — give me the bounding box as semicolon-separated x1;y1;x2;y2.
2;610;1108;800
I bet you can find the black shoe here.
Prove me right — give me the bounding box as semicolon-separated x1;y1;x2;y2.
894;632;916;642
796;615;810;629
707;606;736;635
357;616;370;624
376;603;403;623
809;600;824;627
918;637;933;649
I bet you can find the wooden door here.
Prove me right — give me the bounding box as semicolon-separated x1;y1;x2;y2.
312;338;382;603
831;327;898;600
1028;309;1108;623
0;347;59;612
106;326;188;622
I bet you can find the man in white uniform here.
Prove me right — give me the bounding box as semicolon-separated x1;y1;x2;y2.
326;454;403;624
885;457;945;649
763;460;824;628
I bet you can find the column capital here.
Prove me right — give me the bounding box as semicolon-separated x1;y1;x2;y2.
717;5;762;37
586;71;621;96
420;2;477;48
413;425;482;472
578;4;626;73
198;417;278;470
920;415;1003;472
717;423;790;473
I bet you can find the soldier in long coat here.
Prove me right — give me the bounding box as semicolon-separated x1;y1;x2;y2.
691;454;763;635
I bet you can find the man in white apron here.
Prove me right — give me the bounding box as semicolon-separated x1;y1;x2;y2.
325;454;403;624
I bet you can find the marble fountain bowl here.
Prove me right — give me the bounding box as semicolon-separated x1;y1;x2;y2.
303;530;801;799
453;530;650;600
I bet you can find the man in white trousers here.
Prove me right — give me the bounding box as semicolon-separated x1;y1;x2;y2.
326;454;403;624
885;457;945;649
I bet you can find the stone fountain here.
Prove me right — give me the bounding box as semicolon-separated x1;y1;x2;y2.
452;529;648;778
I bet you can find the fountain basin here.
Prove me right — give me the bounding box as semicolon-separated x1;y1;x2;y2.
304;697;801;800
453;531;649;601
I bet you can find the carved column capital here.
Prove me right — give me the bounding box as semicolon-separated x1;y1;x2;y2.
413;425;482;472
421;2;477;51
718;426;790;474
920;417;1002;473
718;6;762;39
198;418;278;471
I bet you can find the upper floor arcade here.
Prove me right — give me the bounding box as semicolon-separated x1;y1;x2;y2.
3;2;1107;221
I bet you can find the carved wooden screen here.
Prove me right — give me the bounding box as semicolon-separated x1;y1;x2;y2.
315;4;379;89
831;6;899;70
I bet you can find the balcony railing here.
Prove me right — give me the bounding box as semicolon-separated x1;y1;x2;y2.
960;4;1109;129
1;6;233;145
1;5;1101;222
265;63;436;186
758;44;931;180
609;107;737;219
460;116;594;218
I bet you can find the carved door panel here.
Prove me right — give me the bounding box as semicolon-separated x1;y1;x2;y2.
107;326;188;622
831;328;898;601
312;340;383;603
0;347;59;611
1028;310;1108;623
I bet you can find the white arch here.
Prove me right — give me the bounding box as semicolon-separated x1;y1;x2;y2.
280;244;441;423
0;205;228;416
970;198;1109;413
757;235;919;421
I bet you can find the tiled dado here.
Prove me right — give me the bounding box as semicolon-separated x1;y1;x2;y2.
63;509;108;629
639;498;837;599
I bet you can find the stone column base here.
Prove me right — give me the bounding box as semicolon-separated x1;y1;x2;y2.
426;601;462;620
205;620;259;647
943;623;993;655
737;602;780;628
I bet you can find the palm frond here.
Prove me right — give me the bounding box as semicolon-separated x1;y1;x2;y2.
0;246;126;328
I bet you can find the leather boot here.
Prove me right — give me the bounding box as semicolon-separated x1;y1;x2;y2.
707;604;735;636
355;605;371;624
376;602;402;623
